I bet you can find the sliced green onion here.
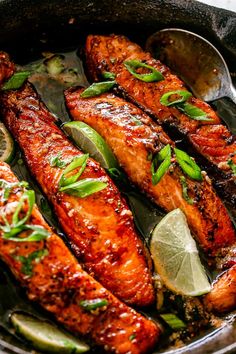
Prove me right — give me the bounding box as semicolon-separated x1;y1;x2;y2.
177;102;212;121
160;313;186;330
59;178;107;198
228;159;236;176
2;71;31;91
180;176;194;205
80;299;108;311
0;180;28;202
44;55;65;76
80;81;116;98
160;90;192;106
102;71;116;80
151;144;171;185
174;148;202;181
12;190;35;228
15;249;48;276
129;334;137;342
59;154;89;187
3;225;50;242
124;60;164;82
49;153;71;168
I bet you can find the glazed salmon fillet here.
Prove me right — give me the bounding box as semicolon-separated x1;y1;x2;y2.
0;52;15;85
0;62;155;307
0;162;159;353
65;89;236;262
85;34;236;209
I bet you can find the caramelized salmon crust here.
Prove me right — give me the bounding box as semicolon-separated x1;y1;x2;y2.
85;34;236;209
0;162;160;354
0;79;155;308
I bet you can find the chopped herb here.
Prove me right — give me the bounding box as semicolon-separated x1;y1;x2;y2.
80;81;116;98
80;298;108;311
0;180;28;202
49;153;71;168
2;71;31;91
15;249;48;276
174;148;202;181
0;189;50;242
124;60;164;83
160;313;186;330
160;90;192;106
44;55;65;76
151;144;171;185
180;176;194;205
59;154;89;187
228;159;236;175
59;178;107;198
177;102;212;121
129;334;137;341
102;71;116;80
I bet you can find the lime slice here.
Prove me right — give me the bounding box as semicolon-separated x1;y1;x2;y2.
63;121;118;169
11;312;90;353
150;208;211;296
0;122;14;163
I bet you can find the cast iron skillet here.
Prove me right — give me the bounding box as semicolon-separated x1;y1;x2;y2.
0;0;236;353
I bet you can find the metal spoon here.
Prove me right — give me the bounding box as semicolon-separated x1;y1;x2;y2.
146;28;236;132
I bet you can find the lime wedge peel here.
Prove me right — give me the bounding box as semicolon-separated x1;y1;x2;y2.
11;312;90;353
63;121;118;170
0;122;15;163
150;208;211;297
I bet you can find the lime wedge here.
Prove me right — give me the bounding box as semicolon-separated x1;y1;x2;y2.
150;208;211;296
11;313;90;353
63;121;118;169
0;122;14;163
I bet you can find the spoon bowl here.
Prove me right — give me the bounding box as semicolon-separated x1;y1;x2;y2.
146;28;236;104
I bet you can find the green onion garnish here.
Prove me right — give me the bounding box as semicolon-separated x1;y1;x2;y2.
160;313;186;330
102;71;116;80
177;102;212;121
59;154;89;187
59;178;107;198
227;159;236;176
180;176;194;205
160;90;192;106
80;298;108;311
124;60;164;83
108;167;127;185
80;81;116;98
0;180;28;202
49;153;71;169
15;249;48;276
2;71;31;90
0;189;50;242
151;144;171;185
174;148;202;181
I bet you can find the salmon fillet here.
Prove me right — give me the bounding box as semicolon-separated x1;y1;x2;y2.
0;161;159;353
0;52;15;85
0;59;155;307
85;34;236;209
65;88;236;261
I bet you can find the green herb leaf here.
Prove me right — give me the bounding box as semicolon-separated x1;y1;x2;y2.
2;71;31;91
174;148;202;181
80;81;116;98
80;298;108;311
177;102;212;121
179;176;194;205
151;144;171;185
59;178;107;198
15;249;48;276
59;154;89;187
160;90;192;106
228;159;236;175
129;334;137;342
124;60;164;83
160;313;186;330
102;71;116;80
49;153;71;168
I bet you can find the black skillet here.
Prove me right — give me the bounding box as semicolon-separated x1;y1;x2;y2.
0;0;236;353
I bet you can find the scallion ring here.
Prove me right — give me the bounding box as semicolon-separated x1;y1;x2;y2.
80;81;116;98
160;90;192;106
177;102;212;121
174;148;202;181
151;144;171;185
124;60;164;83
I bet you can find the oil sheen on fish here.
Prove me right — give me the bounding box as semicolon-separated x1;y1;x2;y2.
0;63;155;307
85;34;236;209
65;88;236;262
0;162;159;354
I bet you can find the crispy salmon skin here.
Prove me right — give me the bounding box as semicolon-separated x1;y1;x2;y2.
0;162;159;353
85;34;236;209
65;88;236;260
0;75;155;307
